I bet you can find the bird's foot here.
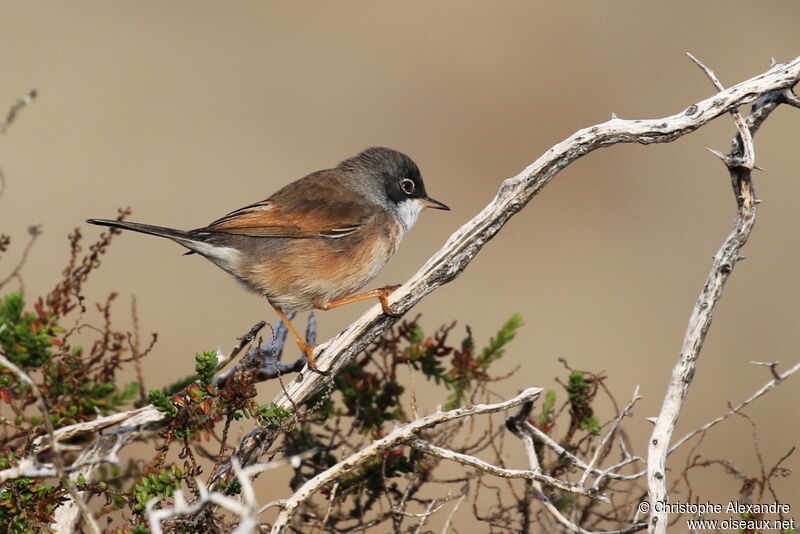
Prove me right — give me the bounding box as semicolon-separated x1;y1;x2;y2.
302;343;331;376
377;284;402;318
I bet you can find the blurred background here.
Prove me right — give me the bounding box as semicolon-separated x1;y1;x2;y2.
1;0;798;522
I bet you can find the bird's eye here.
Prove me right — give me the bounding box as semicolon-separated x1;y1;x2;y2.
400;179;415;195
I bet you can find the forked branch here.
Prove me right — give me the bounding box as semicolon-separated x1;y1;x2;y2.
646;55;799;534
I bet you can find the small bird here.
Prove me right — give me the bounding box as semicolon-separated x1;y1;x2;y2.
88;147;449;374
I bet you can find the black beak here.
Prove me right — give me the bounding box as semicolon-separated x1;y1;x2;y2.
420;196;450;211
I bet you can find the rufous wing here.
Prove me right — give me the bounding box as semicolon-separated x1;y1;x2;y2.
199;177;372;239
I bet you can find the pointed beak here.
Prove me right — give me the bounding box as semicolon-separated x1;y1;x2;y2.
420;196;450;211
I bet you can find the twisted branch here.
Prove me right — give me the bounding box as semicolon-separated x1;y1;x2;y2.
646;55;799;534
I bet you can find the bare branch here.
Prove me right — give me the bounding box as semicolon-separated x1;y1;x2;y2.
687;53;754;168
668;360;800;454
0;224;41;292
579;386;640;486
645;57;795;533
0;90;37;202
440;483;468;534
0;89;37;135
269;388;542;533
148;459;264;534
517;425;646;534
409;439;606;500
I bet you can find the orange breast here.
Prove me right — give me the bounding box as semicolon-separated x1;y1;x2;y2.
243;219;402;312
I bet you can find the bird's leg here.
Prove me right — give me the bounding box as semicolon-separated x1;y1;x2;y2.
315;285;402;317
269;303;330;376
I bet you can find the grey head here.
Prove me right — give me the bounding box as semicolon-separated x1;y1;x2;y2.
338;147;449;229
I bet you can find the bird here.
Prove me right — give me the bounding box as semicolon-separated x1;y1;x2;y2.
87;147;449;374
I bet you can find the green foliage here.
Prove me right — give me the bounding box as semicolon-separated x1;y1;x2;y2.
579;415;601;435
333;362;405;432
131;468;185;514
0;453;58;534
538;389;557;429
288;314;522;514
0;292;142;431
43;358;140;427
256;403;292;429
216;475;242;496
304;314;523;439
0;293;54;370
194;350;218;386
566;371;601;436
478;313;523;369
443;314;523;410
161;373;198;396
148;389;178;417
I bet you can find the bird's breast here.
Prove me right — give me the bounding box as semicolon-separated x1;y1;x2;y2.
243;219;403;312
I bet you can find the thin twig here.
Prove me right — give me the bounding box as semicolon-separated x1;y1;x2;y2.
410;439;606;500
0;225;42;292
441;483;468;534
518;424;646;534
0;349;101;534
522;421;644;481
579;386;640;487
269;388;542;533
0;89;37;135
668;361;800;454
686;53;754;169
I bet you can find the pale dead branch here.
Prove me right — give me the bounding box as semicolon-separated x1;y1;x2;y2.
268;387;542;533
645;55;797;533
409;438;606;500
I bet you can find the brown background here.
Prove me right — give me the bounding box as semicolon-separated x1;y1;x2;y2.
1;0;799;525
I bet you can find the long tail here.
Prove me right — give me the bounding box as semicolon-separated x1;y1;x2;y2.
86;219;193;241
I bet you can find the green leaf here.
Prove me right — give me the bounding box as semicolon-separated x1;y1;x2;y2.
478;313;523;368
148;389;178;417
194;350;219;386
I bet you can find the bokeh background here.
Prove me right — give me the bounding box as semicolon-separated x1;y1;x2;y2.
1;0;799;525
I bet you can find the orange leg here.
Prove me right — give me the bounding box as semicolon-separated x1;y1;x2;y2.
270;303;330;376
316;285;401;317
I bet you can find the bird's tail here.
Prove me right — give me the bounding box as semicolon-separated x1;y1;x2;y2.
86;218;192;241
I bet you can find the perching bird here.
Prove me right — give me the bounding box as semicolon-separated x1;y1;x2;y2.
88;147;449;374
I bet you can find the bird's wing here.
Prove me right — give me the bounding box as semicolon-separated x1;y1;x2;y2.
200;172;371;238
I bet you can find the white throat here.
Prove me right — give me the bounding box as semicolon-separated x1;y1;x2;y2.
395;199;423;232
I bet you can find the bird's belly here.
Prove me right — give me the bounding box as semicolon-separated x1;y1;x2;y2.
244;225;400;312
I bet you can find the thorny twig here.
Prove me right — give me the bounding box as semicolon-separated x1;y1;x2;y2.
646;55;798;533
